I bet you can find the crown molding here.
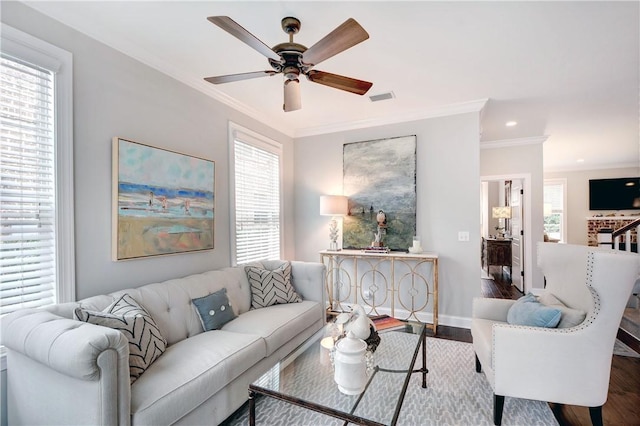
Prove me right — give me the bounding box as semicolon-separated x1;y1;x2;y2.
480;135;549;149
21;3;298;138
111;43;296;138
23;3;489;140
544;161;640;173
294;99;489;138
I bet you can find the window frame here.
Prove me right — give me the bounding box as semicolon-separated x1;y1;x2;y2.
228;122;283;266
1;25;75;368
543;178;567;243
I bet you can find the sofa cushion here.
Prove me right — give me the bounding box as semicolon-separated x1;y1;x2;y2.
222;300;322;356
130;330;265;425
537;292;587;328
192;288;236;331
245;261;302;309
75;294;167;383
109;268;255;346
506;293;561;328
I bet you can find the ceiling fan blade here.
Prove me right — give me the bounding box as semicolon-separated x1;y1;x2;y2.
207;16;281;61
283;79;302;112
302;18;369;66
306;70;372;95
204;70;277;84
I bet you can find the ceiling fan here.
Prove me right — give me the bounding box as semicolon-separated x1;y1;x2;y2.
204;16;373;112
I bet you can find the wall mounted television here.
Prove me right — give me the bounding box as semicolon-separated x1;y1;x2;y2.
588;177;640;210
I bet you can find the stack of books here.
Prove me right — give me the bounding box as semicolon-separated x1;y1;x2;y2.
371;315;406;332
363;246;390;253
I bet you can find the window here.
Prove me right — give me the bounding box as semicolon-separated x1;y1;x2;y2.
229;123;282;265
0;25;74;319
543;179;566;242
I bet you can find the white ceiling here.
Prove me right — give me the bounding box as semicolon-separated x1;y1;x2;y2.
22;1;640;171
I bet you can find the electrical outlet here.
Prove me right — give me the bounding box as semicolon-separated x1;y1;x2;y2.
458;231;470;242
363;290;372;300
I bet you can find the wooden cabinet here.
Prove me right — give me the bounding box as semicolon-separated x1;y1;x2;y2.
482;238;512;274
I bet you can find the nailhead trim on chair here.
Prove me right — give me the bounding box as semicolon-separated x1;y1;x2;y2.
490;252;601;374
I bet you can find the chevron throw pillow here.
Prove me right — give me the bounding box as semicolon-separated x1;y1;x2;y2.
75;294;167;383
245;261;302;309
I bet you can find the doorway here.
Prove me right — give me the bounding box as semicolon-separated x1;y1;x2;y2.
481;174;532;295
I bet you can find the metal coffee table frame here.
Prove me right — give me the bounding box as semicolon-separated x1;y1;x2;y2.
248;323;428;426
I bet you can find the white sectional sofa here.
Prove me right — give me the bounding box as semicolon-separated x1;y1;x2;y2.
1;260;326;425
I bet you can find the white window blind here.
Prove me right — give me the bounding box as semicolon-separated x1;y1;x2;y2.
233;138;281;264
0;55;56;315
543;180;566;242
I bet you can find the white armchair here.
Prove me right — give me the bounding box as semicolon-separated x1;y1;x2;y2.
471;243;639;426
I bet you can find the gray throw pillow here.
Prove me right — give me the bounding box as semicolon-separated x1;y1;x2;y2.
75;294;167;383
192;288;236;331
245;261;302;309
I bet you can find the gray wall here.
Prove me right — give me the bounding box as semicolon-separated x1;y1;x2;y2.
294;113;483;323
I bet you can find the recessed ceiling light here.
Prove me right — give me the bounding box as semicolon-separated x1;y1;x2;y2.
625;181;635;187
505;121;517;127
576;158;585;163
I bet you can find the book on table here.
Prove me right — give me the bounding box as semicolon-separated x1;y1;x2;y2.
371;315;406;332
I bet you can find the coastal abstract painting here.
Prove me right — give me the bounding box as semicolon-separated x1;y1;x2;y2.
342;135;417;251
112;138;215;260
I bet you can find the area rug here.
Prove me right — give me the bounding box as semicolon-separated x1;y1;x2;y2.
223;337;558;425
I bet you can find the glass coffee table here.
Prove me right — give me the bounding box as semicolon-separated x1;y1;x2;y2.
248;322;427;426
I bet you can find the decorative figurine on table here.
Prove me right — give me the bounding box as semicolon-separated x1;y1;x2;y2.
335;304;380;352
372;210;387;247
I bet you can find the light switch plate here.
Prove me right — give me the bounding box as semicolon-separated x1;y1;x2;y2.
458;231;470;242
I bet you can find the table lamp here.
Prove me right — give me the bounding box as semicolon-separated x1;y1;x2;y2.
492;206;511;239
320;195;348;251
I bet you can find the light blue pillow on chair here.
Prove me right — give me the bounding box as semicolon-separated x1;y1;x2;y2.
192;288;236;331
507;292;561;328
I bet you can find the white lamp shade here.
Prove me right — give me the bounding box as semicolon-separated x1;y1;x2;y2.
283;78;301;112
492;206;512;219
320;195;348;216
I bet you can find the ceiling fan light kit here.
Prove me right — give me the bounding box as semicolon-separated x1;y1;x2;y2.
204;16;373;112
284;78;302;112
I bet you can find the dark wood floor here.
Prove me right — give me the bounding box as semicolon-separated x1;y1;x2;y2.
435;268;640;426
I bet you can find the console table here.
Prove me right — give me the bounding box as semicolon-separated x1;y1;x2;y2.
319;250;439;333
482;237;512;275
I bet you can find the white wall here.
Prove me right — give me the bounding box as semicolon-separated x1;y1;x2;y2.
294;113;482;323
0;2;295;300
481;143;545;289
545;166;640;245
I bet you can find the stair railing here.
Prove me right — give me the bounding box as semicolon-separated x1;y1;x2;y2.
613;218;640;253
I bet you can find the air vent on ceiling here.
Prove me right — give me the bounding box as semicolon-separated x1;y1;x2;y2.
369;91;395;102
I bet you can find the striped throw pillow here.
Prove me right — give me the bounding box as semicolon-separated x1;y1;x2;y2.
75;294;167;383
245;261;302;309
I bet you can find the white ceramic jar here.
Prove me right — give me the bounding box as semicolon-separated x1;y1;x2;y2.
333;331;368;395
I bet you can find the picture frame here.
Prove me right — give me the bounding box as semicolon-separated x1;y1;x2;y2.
342;135;417;251
112;137;215;260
